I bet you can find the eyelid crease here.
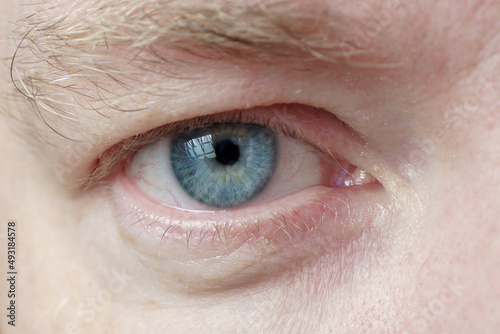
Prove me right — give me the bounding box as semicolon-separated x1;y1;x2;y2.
83;104;360;189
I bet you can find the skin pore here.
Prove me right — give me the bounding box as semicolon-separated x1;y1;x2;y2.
1;0;500;333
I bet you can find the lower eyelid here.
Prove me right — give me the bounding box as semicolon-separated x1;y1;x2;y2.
105;169;387;292
111;168;383;253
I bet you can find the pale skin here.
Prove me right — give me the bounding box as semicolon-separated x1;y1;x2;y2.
1;0;500;333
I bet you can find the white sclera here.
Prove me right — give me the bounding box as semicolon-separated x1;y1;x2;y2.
126;133;337;211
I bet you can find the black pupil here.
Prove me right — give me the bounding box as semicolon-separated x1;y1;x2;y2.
214;139;240;165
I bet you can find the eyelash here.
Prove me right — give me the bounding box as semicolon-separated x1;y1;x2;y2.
85;104;358;188
89;103;385;262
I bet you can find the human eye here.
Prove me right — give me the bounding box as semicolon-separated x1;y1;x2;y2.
124;108;376;211
86;103;386;292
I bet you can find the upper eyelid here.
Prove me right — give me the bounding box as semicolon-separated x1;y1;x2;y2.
85;109;295;188
85;105;363;189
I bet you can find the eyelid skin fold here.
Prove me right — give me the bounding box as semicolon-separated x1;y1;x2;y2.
87;103;374;188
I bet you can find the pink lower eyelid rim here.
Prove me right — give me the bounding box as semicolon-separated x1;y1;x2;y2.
111;169;381;252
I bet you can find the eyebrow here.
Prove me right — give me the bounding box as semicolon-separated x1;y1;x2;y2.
18;0;368;63
10;0;384;124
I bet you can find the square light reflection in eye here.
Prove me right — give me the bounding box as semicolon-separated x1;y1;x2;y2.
185;135;216;159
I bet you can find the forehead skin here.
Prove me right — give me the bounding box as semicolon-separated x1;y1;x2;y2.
1;0;500;334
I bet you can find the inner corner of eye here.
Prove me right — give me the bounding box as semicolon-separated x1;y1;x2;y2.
326;163;379;188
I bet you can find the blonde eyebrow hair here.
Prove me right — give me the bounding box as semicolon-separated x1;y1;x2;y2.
10;0;378;126
18;0;367;62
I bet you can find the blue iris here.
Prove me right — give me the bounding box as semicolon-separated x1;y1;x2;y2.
170;124;278;208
